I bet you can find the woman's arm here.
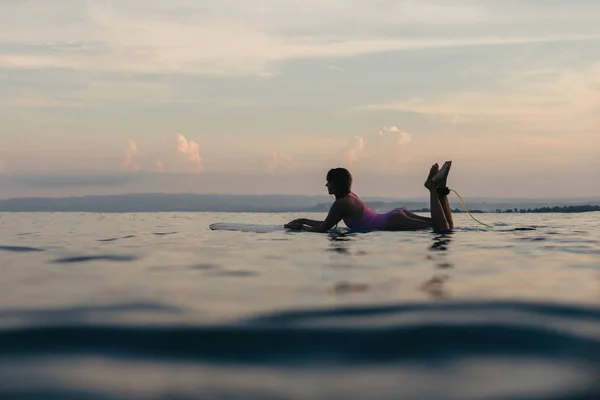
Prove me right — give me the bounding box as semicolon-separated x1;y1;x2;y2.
297;219;323;227
304;201;344;233
285;219;324;230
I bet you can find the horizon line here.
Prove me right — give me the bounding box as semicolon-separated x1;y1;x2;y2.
1;192;599;202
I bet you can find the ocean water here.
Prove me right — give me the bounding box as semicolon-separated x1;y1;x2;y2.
0;211;598;400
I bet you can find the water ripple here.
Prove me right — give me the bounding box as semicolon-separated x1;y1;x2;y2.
0;321;597;366
50;255;138;264
0;302;597;366
0;302;183;322
97;235;135;242
246;301;600;325
0;245;45;253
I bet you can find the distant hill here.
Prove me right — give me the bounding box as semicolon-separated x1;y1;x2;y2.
0;193;599;213
0;193;331;213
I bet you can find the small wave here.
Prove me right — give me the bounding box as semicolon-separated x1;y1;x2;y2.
0;302;598;400
488;227;538;232
0;389;296;400
0;324;596;365
0;302;597;366
0;245;45;253
188;263;221;271
97;235;135;242
518;237;548;241
210;270;258;277
0;302;183;324
50;255;138;264
248;301;600;325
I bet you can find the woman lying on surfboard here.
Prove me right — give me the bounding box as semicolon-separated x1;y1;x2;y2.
285;161;454;233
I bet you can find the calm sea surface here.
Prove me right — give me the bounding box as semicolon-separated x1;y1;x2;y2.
0;212;599;399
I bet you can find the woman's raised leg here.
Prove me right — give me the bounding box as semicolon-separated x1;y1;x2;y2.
432;161;454;229
425;163;450;232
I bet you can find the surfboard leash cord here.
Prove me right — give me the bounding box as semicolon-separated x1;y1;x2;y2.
449;188;494;229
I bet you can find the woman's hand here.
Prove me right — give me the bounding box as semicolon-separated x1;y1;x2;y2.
284;222;304;230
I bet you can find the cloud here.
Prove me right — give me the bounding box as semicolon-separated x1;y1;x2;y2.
122;139;138;170
369;127;412;171
2;35;595;77
117;134;202;173
265;151;295;173
362;62;600;132
0;1;598;76
378;126;399;134
155;158;165;172
343;127;412;171
397;131;411;146
175;134;202;173
378;126;412;146
345;135;365;168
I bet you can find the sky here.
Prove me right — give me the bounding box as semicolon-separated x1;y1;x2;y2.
0;0;599;199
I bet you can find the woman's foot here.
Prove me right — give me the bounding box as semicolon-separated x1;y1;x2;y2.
432;161;452;188
425;163;439;190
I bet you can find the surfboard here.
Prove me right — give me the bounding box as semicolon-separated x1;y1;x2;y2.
209;223;287;233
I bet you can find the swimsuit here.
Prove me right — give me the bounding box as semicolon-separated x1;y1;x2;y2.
342;193;406;231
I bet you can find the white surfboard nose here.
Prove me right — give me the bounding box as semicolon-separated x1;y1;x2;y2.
209;223;286;233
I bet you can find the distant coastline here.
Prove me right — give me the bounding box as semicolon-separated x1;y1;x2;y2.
412;205;600;214
493;205;600;213
0;193;599;213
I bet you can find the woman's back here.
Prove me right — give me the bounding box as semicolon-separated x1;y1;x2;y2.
342;193;391;231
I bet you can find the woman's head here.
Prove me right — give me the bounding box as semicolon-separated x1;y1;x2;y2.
326;168;352;197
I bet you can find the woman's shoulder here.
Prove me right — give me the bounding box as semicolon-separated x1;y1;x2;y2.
335;193;362;207
331;192;358;200
345;192;362;202
332;194;351;206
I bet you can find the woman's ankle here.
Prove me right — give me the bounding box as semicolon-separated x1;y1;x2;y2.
437;187;450;196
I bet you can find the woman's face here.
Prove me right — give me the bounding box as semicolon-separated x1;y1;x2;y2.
325;180;334;195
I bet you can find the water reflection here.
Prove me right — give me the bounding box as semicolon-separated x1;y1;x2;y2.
430;234;452;251
327;246;350;254
332;281;370;294
422;234;454;299
327;231;354;242
427;235;454;265
326;231;365;257
420;275;451;300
